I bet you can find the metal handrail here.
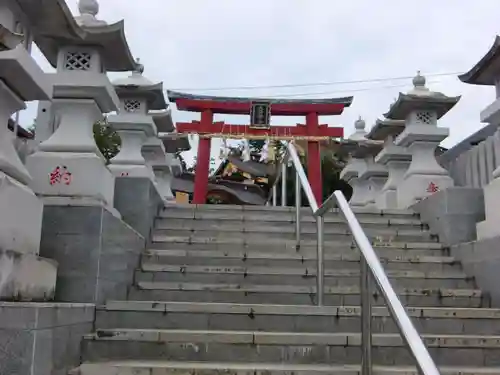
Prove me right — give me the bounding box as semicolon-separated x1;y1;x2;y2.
285;141;440;375
332;190;440;375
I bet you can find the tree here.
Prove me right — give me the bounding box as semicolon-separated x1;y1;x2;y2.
93;120;121;163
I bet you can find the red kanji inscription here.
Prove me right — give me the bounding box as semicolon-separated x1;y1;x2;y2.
49;166;72;186
426;182;439;193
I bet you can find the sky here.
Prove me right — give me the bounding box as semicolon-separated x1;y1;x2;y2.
23;0;500;167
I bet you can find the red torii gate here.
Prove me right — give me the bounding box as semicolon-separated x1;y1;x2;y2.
167;91;353;205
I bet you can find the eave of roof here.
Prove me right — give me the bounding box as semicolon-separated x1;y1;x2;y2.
459;36;500;85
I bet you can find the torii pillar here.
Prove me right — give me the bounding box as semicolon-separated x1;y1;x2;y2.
193;110;213;204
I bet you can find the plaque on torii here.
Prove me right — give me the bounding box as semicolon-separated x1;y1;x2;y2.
166;90;353;204
250;101;271;129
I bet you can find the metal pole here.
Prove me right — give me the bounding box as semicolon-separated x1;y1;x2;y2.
360;257;373;375
281;162;287;207
295;170;301;249
316;215;324;306
272;185;277;207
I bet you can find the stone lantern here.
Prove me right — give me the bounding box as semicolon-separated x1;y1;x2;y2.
366;118;410;209
108;62;168;179
385;73;460;208
141;110;177;202
339;118;385;207
0;3;56;300
25;0;136;216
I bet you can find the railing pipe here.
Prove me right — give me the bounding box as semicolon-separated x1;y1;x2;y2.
281;162;287;207
360;257;372;375
316;215;324;306
295;171;301;249
272;185;277;206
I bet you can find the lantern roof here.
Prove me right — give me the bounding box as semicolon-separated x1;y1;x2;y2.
384;72;460;120
366;118;406;141
16;0;136;72
113;61;168;110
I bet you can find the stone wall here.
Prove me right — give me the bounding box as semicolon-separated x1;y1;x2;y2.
0;302;94;375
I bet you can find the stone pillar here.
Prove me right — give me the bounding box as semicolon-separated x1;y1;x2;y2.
108;125;155;179
377;156;411;209
142;136;175;202
0;43;56;300
26;46;120;216
340;158;370;207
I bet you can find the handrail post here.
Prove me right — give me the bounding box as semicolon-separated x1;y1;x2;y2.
272;185;277;206
295;170;301;249
281;162;287;207
360;257;373;375
316;215;324;306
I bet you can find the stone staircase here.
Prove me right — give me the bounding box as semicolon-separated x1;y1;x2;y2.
76;205;500;374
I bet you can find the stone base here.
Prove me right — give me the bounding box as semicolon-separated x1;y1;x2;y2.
26;151;115;209
109;163;155;180
0;173;43;255
39;205;144;304
153;169;175;202
376;188;398;209
398;174;454;208
477;177;500;240
0;250;57;301
0;302;94;375
411;187;485;246
114;177;164;239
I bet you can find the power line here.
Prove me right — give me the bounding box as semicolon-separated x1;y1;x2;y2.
265;79;443;98
164;78;449;100
169;71;463;92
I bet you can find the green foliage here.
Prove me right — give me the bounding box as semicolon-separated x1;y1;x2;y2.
275;150;350;206
93;121;121;163
249;140;265;153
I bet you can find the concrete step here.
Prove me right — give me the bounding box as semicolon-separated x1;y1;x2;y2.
155;217;429;233
154;228;436;243
150;236;447;257
96;301;500;335
81;329;500;366
77;361;500;375
136;264;472;289
129;281;487;308
160;204;421;222
142;249;458;272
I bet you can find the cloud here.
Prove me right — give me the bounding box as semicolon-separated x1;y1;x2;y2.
22;0;500;166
